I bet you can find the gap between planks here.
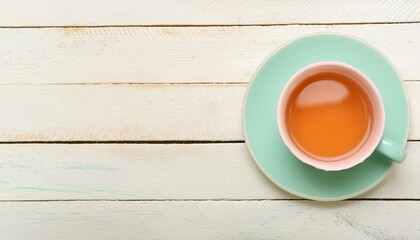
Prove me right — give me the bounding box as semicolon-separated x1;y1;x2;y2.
0;82;248;86
1;21;420;28
0;199;420;203
0;140;419;144
0;140;246;144
1;80;420;85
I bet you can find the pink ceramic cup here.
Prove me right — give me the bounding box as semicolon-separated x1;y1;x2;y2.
277;61;406;171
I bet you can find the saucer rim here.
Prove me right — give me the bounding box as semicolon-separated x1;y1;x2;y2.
242;32;410;201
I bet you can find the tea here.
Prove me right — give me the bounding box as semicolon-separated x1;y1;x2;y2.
285;72;373;160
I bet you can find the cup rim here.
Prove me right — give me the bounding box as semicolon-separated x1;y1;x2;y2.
277;61;385;171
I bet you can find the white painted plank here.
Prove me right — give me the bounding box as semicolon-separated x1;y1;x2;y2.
0;201;419;239
0;0;419;26
0;24;419;84
0;83;418;141
0;84;243;141
0;142;419;200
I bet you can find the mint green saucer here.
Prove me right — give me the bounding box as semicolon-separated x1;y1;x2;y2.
243;33;409;201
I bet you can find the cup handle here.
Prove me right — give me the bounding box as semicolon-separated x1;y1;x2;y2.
376;136;407;163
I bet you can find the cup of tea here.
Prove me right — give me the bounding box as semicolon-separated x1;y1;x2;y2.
277;61;406;171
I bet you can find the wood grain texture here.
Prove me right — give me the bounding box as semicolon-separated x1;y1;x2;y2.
0;24;419;84
0;84;243;141
1;201;420;239
0;0;419;26
0;142;419;200
0;83;417;142
0;1;418;238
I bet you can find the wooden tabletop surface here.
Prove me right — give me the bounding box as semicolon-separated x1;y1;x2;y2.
1;1;420;239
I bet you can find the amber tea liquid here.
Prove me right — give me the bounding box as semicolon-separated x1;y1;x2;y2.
285;72;374;160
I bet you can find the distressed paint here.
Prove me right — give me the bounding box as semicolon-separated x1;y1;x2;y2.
0;83;419;141
0;1;418;238
0;24;418;84
0;0;418;26
0;143;419;200
0;201;419;239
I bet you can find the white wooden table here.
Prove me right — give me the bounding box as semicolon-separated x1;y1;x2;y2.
1;1;419;239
